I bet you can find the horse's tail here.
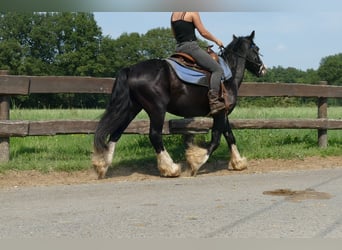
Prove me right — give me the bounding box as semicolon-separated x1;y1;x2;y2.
93;68;130;153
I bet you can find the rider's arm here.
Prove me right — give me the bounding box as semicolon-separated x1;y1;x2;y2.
190;12;223;47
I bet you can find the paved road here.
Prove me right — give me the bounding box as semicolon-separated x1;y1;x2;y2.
1;168;342;238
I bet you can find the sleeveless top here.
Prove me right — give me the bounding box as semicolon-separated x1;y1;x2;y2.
171;12;197;44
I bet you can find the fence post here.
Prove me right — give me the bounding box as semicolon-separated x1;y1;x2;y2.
317;81;328;148
0;70;10;162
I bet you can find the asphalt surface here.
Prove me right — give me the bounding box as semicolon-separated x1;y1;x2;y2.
1;168;342;238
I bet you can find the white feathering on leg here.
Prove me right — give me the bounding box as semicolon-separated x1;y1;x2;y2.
229;144;247;170
185;144;209;176
92;142;116;179
157;150;181;177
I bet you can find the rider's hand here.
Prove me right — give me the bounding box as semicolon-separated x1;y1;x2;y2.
215;39;224;48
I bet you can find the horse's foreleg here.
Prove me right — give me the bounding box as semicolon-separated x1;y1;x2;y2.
186;115;223;176
157;150;182;177
230;144;247;170
224;119;247;171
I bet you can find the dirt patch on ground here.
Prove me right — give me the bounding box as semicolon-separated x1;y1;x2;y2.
1;156;341;189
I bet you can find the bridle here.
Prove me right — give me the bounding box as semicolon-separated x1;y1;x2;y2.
218;41;265;76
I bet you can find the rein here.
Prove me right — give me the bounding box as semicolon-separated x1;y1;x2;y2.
219;45;262;66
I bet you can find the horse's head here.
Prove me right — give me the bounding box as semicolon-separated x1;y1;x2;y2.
244;31;267;77
222;31;267;77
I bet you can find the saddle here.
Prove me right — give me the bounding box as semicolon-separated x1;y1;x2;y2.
169;45;219;74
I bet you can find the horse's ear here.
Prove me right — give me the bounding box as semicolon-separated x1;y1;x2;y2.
249;30;255;40
233;34;237;40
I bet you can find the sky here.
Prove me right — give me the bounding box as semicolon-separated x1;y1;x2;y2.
93;11;342;71
1;0;341;70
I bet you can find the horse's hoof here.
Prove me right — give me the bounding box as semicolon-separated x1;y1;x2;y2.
230;157;248;171
92;157;108;179
97;169;106;179
170;163;182;177
191;169;198;177
160;163;181;177
92;162;108;179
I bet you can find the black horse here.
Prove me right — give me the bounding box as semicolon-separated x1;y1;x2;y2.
92;31;266;179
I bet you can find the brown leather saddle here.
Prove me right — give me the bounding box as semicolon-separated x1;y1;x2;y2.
169;45;219;74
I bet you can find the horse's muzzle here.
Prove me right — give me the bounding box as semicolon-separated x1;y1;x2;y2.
259;64;267;77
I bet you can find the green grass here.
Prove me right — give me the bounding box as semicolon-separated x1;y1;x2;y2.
0;107;341;173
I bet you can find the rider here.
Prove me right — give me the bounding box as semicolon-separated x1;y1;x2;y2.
171;12;225;115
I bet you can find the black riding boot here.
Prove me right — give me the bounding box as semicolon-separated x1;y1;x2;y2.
208;89;225;116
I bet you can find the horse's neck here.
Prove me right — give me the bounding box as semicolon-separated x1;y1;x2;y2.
229;57;246;89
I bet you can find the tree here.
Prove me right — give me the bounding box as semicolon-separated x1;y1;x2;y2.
0;39;22;71
141;27;176;59
0;12;103;76
53;12;103;76
318;53;342;86
0;12;105;108
0;12;32;73
97;27;199;77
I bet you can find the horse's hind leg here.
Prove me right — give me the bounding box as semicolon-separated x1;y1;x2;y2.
92;140;116;179
148;114;181;177
92;106;142;179
223;117;247;170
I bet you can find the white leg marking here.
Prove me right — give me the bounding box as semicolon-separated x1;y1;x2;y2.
92;142;116;179
105;141;115;165
229;144;247;170
157;150;181;177
185;144;209;176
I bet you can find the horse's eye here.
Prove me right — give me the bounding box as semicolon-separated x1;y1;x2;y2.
251;44;259;52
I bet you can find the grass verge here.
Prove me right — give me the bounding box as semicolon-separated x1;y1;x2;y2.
0;107;341;173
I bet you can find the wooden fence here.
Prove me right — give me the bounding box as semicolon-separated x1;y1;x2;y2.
1;73;342;162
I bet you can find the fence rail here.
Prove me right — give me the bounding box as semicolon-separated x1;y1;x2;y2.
1;75;342;97
1;74;342;162
1;118;342;138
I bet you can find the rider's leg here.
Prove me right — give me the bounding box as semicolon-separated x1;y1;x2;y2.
176;41;225;115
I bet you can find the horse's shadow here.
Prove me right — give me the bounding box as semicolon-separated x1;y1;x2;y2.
104;158;229;179
104;130;232;179
105;162;160;178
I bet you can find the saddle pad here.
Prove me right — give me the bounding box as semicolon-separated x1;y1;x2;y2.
165;58;209;87
165;56;232;86
218;56;232;80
